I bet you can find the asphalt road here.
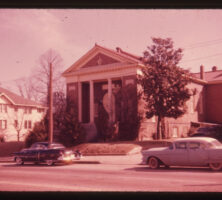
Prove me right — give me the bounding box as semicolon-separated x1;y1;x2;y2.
0;160;222;192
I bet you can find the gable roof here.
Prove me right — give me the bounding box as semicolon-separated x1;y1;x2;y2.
62;44;144;76
62;44;207;85
192;70;222;83
0;87;44;107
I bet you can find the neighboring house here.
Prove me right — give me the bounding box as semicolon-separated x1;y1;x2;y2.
62;44;220;141
0;87;46;142
192;66;222;124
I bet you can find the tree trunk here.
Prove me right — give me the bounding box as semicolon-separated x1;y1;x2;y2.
156;115;161;140
17;132;20;142
161;117;165;139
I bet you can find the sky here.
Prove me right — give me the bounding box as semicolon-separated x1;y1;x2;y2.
1;9;222;88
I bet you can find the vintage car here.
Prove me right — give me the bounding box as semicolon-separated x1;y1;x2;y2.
141;137;222;171
12;142;79;166
191;126;222;141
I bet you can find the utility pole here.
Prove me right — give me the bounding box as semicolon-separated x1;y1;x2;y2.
49;62;53;144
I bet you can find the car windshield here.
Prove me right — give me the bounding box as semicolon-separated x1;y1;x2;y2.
49;144;65;149
207;140;222;148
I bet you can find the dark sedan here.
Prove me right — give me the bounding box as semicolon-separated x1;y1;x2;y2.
12;142;77;166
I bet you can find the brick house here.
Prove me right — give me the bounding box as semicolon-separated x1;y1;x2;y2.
62;44;219;141
192;65;222;124
0;87;46;141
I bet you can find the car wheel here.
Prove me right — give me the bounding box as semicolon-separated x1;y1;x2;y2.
148;157;159;169
16;157;24;165
46;160;54;166
209;163;222;171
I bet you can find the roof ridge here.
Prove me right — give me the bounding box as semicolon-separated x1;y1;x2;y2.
95;43;142;62
0;86;44;107
193;69;222;74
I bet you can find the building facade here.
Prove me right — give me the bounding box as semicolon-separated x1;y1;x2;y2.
0;87;46;141
62;44;217;141
193;65;222;124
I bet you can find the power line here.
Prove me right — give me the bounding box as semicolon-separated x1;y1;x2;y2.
181;52;222;63
184;38;222;50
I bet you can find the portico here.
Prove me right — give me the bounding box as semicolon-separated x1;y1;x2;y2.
62;44;143;141
77;78;116;124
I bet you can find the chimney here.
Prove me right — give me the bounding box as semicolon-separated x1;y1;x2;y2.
200;65;205;80
212;66;217;72
116;47;121;53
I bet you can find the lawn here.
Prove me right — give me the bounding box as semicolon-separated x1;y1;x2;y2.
72;140;173;155
0;139;173;157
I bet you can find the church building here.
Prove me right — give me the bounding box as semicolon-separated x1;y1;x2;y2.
62;44;214;141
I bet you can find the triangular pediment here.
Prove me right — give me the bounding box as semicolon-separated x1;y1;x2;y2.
82;53;119;68
63;44;139;75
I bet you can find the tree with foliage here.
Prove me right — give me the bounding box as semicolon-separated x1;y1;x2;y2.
57;99;86;147
116;84;142;141
138;37;192;139
25;116;48;147
25;94;85;147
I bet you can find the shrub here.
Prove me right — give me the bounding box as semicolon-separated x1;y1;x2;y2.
57;105;86;147
25;119;48;147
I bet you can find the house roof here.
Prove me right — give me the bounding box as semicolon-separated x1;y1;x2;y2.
62;44;208;85
62;43;144;76
192;69;222;83
95;44;143;63
0;87;44;107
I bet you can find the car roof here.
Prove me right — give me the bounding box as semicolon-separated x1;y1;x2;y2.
33;142;63;146
174;137;217;143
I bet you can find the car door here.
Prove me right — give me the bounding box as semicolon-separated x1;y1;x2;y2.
37;144;48;162
169;142;189;166
24;148;39;162
188;142;208;166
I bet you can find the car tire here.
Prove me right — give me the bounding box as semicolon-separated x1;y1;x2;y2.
148;157;160;169
46;160;54;166
209;163;222;171
16;157;24;165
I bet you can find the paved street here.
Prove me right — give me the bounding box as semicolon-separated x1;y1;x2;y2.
0;155;222;192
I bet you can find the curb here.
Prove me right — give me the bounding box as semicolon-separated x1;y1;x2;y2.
0;157;14;162
0;157;101;164
73;160;101;164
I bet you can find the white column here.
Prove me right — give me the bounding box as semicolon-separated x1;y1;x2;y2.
108;78;112;122
90;80;94;123
78;81;82;122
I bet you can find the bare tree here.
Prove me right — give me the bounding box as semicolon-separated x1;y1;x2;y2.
6;106;26;142
30;49;65;105
14;77;40;102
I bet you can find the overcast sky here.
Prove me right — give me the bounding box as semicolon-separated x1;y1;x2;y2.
1;9;222;86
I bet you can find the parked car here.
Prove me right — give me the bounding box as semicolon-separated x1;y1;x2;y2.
191;126;222;141
141;137;222;171
12;142;79;166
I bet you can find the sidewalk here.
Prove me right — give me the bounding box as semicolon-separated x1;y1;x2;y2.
80;153;142;165
0;153;143;165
